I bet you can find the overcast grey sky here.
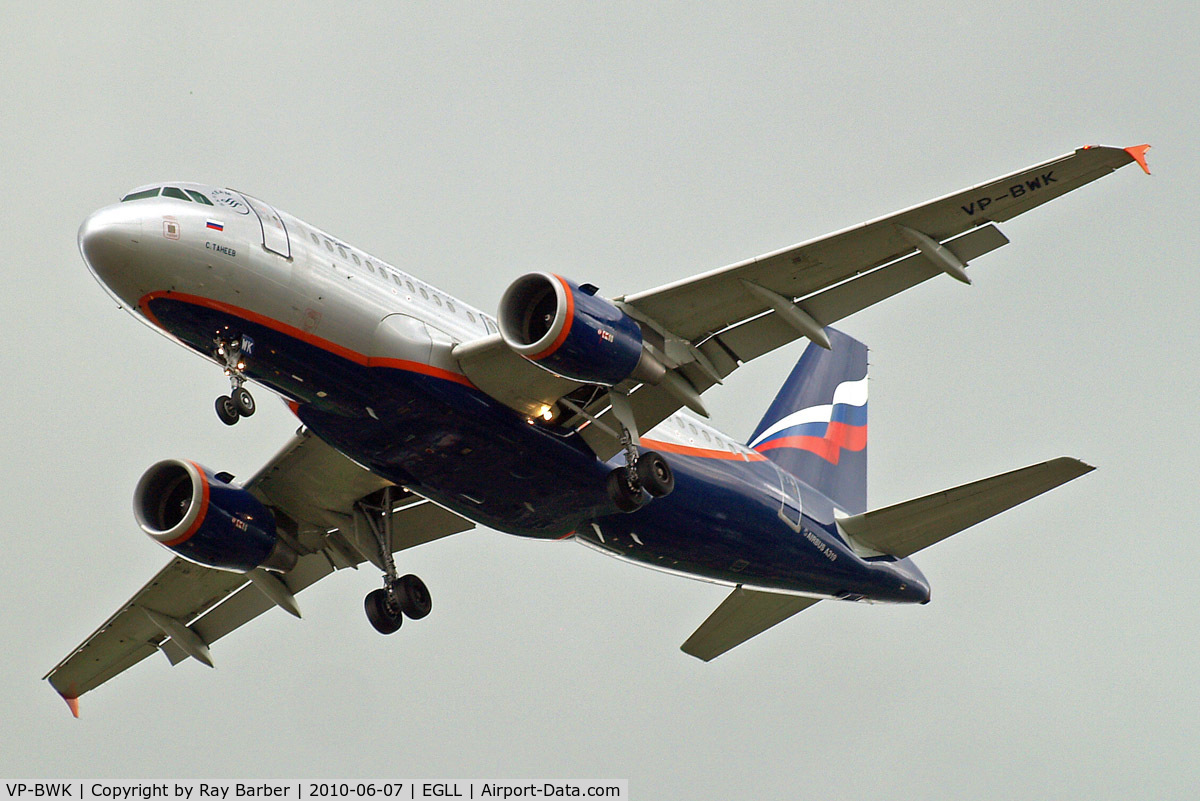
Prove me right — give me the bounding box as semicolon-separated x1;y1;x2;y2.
3;2;1197;797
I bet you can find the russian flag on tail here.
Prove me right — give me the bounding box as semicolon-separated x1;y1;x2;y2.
748;328;869;513
748;376;867;464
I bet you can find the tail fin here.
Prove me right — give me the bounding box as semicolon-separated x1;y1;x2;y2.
747;328;868;513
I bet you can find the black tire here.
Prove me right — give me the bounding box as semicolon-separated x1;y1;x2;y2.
396;574;432;620
364;588;402;634
215;395;239;426
232;387;256;417
606;468;645;513
637;451;675;498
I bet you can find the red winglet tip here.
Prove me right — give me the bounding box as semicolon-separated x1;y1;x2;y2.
1124;144;1151;175
63;695;80;718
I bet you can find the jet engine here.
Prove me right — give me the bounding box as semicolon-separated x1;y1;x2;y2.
133;459;297;573
499;272;654;386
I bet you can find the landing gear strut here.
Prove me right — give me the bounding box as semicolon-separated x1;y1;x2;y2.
213;336;255;426
603;395;674;513
357;487;432;635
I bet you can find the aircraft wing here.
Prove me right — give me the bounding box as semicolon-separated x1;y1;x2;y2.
623;145;1148;341
45;429;475;714
681;586;821;662
458;145;1147;460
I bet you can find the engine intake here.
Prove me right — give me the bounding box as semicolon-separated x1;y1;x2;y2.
134;459;296;573
499;272;648;386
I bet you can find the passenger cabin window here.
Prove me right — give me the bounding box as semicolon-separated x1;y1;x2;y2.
447;301;456;314
324;240;334;252
352;254;361;266
185;190;214;205
310;233;319;245
393;275;403;287
161;187;190;201
121;188;160;201
419;288;429;300
337;246;348;260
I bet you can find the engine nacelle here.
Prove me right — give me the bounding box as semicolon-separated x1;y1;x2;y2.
133;459;296;573
499;272;647;386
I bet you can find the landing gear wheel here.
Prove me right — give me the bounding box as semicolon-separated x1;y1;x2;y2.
215;395;239;426
364;588;403;634
232;387;255;417
637;451;675;498
396;574;432;620
606;468;646;513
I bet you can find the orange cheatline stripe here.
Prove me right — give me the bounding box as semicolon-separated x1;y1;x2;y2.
642;437;766;462
137;291;477;389
366;357;475;387
530;274;575;361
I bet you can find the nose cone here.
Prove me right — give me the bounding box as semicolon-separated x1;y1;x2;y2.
78;204;143;299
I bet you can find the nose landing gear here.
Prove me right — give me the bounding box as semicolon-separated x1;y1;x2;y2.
213;337;256;426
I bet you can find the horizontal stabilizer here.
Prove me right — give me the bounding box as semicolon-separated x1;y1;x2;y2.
681;586;820;662
837;457;1094;559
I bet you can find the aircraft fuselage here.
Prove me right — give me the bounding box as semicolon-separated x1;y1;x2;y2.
79;183;930;605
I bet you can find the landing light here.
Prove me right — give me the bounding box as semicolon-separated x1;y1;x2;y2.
540;405;554;421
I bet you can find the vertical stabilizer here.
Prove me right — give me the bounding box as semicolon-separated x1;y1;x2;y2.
747;328;868;513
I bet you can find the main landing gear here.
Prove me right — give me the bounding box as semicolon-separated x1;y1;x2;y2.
213;336;256;426
604;411;675;513
357;487;432;635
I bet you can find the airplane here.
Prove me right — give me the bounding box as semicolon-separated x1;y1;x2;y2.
46;144;1150;716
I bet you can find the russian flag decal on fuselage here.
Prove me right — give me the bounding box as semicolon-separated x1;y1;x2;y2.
748;376;867;464
206;220;224;232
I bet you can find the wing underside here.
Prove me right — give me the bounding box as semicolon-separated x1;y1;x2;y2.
45;429;475;710
456;145;1145;460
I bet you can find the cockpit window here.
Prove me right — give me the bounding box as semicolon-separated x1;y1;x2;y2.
121;188;160;202
185;190;214;205
161;187;191;201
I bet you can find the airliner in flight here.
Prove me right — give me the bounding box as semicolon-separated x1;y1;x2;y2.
47;144;1149;715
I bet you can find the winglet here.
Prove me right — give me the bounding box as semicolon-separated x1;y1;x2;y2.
1124;144;1151;175
61;695;80;719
